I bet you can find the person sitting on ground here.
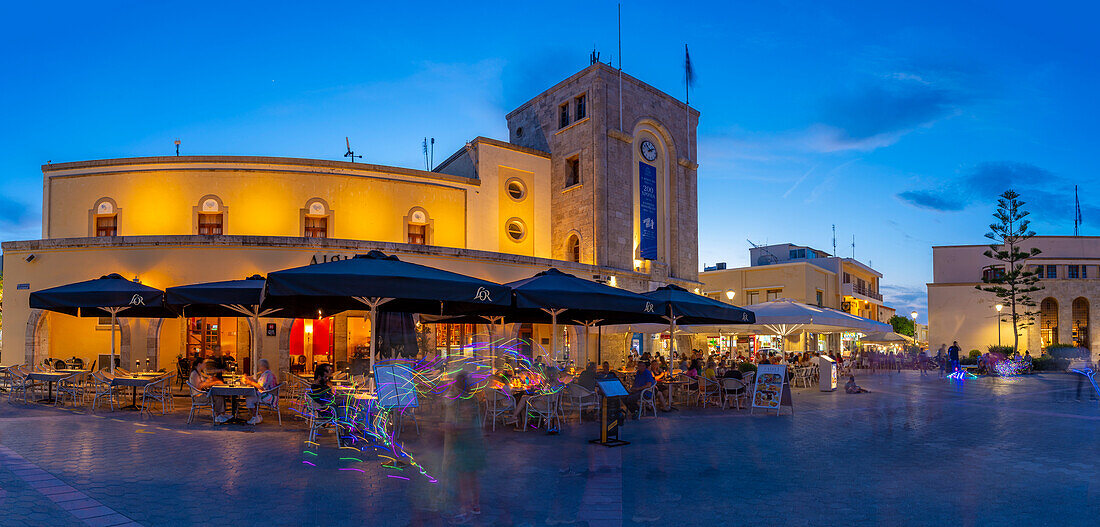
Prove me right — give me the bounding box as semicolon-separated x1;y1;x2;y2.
623;360;656;418
576;362;598;391
845;375;869;394
189;358;228;422
242;358;278;425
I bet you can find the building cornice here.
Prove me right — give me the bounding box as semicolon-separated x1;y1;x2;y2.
42;155;479;187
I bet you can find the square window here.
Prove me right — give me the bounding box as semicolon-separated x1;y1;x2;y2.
559;103;570;129
1084;266;1089;279
95;215;117;237
1034;265;1044;278
575;94;586;120
408;224;427;245
565;157;580;187
1047;265;1057;279
198;213;223;235
816;291;823;307
1069;265;1079;279
305;216;328;238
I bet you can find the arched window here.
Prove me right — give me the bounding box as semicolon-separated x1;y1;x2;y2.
405;207;431;245
193;195;227;235
1073;297;1089;348
91;198;118;237
302;198;331;238
566;234;580;263
1040;297;1059;348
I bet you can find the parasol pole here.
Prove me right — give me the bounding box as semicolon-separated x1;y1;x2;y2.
110;309;117;374
541;308;567;366
354;297;394;389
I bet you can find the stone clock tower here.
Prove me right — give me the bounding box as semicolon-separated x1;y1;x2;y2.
505;63;700;283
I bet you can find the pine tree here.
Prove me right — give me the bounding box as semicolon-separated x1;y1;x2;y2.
976;190;1043;352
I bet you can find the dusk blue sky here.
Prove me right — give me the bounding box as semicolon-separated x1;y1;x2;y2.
3;1;1097;322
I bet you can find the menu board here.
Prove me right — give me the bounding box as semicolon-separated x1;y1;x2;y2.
751;364;788;415
374;364;418;409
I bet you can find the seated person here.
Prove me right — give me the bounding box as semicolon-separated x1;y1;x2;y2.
686;359;702;390
845;375;869;394
703;360;718;381
188;358;228;422
595;361;619;381
623;361;656;418
242;359;279;425
576;362;598;391
307;363;336;420
723;366;744;379
648;360;670;411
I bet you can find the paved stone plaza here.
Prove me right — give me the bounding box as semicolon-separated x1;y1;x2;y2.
1;371;1098;526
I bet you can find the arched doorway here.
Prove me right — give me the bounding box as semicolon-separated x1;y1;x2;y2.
1040;297;1059;348
1072;297;1089;348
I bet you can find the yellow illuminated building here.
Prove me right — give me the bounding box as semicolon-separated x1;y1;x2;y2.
2;64;702;371
699;243;896;353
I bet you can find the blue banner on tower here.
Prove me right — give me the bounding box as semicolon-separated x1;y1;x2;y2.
639;161;658;260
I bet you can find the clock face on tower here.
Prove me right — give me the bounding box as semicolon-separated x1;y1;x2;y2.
639;140;657;162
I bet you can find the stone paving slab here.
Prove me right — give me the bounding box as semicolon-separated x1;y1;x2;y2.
0;371;1098;526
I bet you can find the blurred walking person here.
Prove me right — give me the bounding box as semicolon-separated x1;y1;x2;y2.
442;369;485;524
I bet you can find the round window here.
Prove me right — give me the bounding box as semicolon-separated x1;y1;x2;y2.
506;218;526;242
506;179;527;201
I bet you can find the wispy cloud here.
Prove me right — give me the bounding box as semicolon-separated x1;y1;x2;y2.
896;162;1100;227
880;283;927;322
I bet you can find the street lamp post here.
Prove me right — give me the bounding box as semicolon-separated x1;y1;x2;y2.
910;311;918;349
995;304;1004;347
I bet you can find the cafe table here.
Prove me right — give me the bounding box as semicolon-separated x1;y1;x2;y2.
111;375;158;410
208;384;257;425
27;371;77;404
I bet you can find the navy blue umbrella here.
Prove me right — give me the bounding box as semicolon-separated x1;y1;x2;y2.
264;251;511;372
505;268;661;363
166;275;319;374
642;284;756;366
30;273;175;372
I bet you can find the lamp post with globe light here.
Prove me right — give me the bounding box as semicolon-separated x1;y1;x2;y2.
995;304;1005;346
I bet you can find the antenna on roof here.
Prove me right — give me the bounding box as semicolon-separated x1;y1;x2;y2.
344;137;362;162
174;138;181;156
851;235;856;259
832;224;837;256
430;137;435;170
590;46;600;65
422;138;429;170
747;239;780;265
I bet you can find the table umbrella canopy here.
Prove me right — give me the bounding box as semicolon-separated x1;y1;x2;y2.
166;274;318;375
263;250;511;315
641;284;755;325
264;250;512;375
734;299;891;335
29;273;174;318
30;273;175;373
860;331;914;344
507;268;660;324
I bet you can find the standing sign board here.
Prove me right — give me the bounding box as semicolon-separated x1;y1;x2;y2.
750;364;791;415
638;162;658;260
374;364;418;409
590;378;630;447
818;355;838;391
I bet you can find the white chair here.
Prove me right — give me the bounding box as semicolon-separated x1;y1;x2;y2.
89;371;119;411
721;378;748;410
563;383;599;421
522;392;561;431
637;385;657;418
186;381;214;423
256;382;284;425
304;390;338;445
55;371;87;407
694;377;722;408
7;366;39;404
483;389;515;431
141;375;174;416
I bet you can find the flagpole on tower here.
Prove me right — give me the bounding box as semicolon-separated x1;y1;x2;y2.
1075;185;1082;236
